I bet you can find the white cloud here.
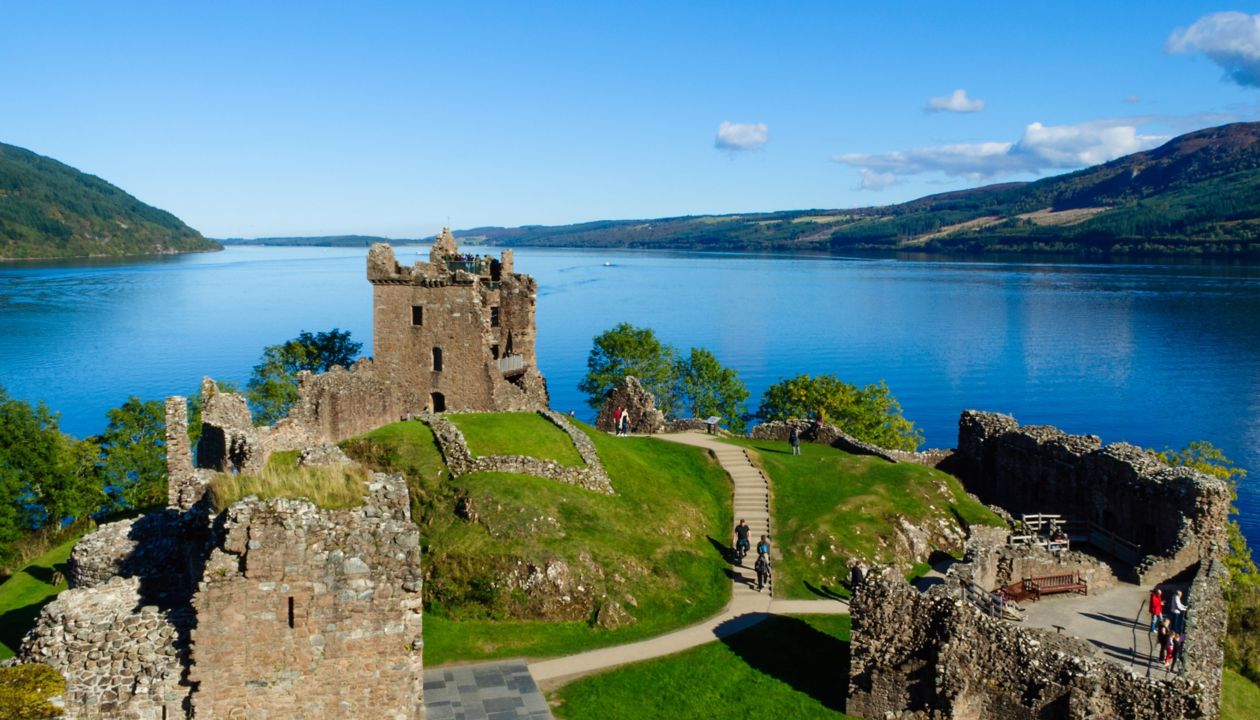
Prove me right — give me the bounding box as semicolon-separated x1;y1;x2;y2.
924;89;985;113
715;121;769;151
1122;94;1140;104
1167;11;1260;88
833;119;1168;187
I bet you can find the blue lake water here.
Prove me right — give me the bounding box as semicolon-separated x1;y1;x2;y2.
2;245;1258;545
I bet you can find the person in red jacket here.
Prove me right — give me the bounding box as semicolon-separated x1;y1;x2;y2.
1149;588;1164;633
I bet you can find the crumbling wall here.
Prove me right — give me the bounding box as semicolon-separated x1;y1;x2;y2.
848;570;1220;719
19;577;192;720
594;376;665;434
749;419;950;466
187;471;423;719
66;509;209;607
425;411;614;495
953;411;1231;581
286;358;405;443
950;528;1120;595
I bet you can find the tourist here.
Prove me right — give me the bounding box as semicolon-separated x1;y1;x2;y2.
1157;619;1171;663
789;426;801;455
754;552;771;592
850;561;866;591
1163;631;1178;671
619;411;629;436
734;519;751;563
612;406;622;434
1172;590;1188;633
1149;588;1164;633
757;534;771;557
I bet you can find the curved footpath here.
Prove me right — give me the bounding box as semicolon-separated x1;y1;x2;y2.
527;430;847;687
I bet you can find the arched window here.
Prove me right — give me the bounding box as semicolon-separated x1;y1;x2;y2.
432;347;443;372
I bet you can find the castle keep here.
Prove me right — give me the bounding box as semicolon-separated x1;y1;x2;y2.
367;229;548;415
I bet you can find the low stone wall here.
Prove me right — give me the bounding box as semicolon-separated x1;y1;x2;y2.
950;528;1119;595
749;419;950;466
424;412;615;495
19;577;191;719
663;418;733;435
1181;559;1228;716
848;569;1220;719
67;508;209;606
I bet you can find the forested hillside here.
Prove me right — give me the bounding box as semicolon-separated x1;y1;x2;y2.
0;143;219;260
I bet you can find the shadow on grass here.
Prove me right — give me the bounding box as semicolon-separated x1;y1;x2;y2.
804;580;850;600
0;571;61;654
717;614;850;712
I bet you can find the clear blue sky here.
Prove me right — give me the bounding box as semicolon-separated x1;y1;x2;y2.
3;2;1258;238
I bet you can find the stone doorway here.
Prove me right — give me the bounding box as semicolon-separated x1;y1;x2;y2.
431;392;446;413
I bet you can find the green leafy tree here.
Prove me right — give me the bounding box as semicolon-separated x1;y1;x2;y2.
756;374;923;451
247;329;361;425
578;323;678;412
674;347;749;433
1157;441;1259;683
98;397;166;511
0;386;102;564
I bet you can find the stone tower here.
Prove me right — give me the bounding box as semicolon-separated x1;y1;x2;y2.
366;229;548;413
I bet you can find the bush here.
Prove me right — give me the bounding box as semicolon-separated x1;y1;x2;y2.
0;664;65;720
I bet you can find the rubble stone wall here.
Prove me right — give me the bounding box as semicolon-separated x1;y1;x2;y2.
848;570;1220;719
950;529;1120;595
594;376;665;434
953;411;1231;580
188;472;424;720
19;577;192;720
286;359;406;443
749;419;950;466
424;412;614;494
66;509;209;606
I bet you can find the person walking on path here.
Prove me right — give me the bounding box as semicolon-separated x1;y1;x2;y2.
734;519;751;564
1157;619;1171;663
618;411;629;436
754;552;772;593
789;426;801;455
757;534;771;558
1172;590;1188;633
612;407;622;435
1149;588;1164;633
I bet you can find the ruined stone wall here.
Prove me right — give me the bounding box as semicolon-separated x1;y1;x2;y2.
848;570;1219;719
594;376;665;434
1181;559;1228;715
188;471;423;719
19;577;192;720
286;359;405;443
748;419;950;466
424;411;614;495
950;529;1119;595
953;411;1231;581
66;509;209;606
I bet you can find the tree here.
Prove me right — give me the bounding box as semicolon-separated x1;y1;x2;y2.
674;347;750;433
247;329;362;425
1158;441;1259;683
98;397;166;511
756;374;923;451
578;323;678;412
0;386;102;564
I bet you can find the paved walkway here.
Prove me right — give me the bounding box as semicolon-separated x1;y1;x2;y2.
527;431;848;687
425;660;554;720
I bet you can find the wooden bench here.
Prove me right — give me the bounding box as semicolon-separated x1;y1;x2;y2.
1022;572;1088;601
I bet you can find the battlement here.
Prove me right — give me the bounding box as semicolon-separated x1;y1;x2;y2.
367;228;516;288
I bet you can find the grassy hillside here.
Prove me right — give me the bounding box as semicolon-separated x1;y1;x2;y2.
342;416;732;665
1223;668;1260;720
550;615;856;720
0;142;219;259
448;412;585;465
459;122;1260;258
730;438;1004;599
0;537;76;659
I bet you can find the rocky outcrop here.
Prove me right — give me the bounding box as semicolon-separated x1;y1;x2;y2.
595;376;665;434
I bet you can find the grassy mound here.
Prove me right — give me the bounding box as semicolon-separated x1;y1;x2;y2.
207;452;369;511
448;412;584;466
550;615;856;720
729;438;1004;599
0;538;75;659
343;418;731;665
1223;669;1260;720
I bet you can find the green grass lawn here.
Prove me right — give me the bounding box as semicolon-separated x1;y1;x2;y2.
728;438;1003;600
0;537;77;659
549;614;856;720
344;418;731;665
448;412;584;466
1222;668;1260;720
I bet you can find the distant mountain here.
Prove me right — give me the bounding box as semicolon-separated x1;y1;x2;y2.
217;235;425;247
459;122;1260;258
0;143;219;260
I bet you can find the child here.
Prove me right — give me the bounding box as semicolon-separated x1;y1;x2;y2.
754;552;772;593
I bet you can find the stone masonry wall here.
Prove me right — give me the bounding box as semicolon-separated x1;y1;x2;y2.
749;419;950;467
424;411;614;495
952;411;1231;581
950;529;1120;596
187;471;423;719
848;569;1220;719
66;509;209;608
594;376;665;435
286;359;406;444
20;577;192;720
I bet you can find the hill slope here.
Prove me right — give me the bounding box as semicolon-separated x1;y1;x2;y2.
459;122;1260;257
0;143;219;259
